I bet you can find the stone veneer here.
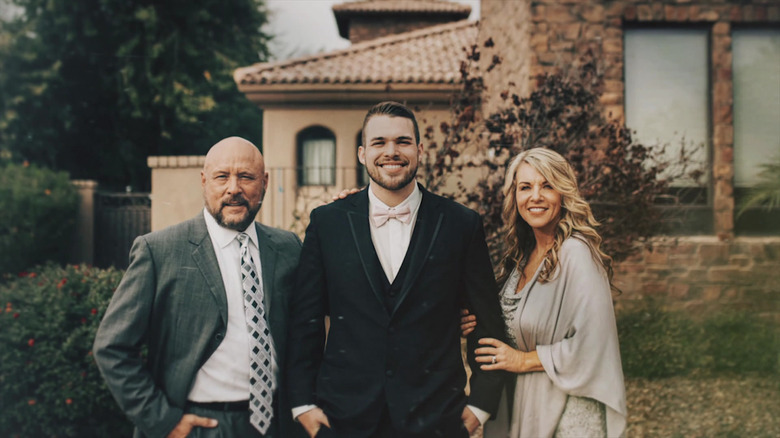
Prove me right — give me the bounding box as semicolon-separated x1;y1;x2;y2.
478;0;779;313
478;0;534;113
614;236;780;317
480;0;779;238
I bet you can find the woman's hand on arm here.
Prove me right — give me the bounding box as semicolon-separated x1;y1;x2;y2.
475;338;544;374
460;308;477;337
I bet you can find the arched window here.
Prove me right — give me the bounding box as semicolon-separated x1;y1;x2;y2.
297;126;336;186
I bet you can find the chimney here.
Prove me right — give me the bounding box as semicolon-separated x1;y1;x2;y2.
333;0;472;44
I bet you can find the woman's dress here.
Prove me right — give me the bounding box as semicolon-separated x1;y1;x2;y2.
485;236;627;438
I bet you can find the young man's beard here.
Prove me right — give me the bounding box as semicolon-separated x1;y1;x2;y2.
366;162;418;191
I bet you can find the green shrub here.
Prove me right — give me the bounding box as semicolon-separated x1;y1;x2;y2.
0;263;132;437
617;303;700;378
0;162;79;276
701;312;780;374
618;302;780;378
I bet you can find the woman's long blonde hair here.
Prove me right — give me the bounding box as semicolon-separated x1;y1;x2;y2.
497;148;615;289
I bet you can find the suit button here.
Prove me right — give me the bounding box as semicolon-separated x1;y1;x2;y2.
386;370;394;377
215;333;224;341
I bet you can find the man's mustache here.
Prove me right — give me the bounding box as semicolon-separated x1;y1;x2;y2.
221;195;249;208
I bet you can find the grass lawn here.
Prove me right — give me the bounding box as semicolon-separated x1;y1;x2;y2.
627;375;780;437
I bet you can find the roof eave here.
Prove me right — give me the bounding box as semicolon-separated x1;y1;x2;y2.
238;83;461;109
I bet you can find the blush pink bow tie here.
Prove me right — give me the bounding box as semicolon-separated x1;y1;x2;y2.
372;204;412;227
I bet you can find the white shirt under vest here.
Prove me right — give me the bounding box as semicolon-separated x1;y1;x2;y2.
367;183;422;282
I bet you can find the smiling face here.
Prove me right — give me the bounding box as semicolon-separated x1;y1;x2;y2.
201;137;268;231
515;162;562;236
358;114;423;203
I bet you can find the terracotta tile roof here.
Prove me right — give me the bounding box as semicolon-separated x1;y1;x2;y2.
235;20;477;87
332;0;471;15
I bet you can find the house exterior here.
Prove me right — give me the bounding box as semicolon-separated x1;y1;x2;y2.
472;0;779;312
149;0;779;313
232;1;479;233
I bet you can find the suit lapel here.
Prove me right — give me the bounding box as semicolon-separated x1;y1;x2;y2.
255;222;277;314
348;190;391;314
390;188;443;318
190;216;229;325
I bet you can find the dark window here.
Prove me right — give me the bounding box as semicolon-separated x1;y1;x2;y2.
732;29;780;235
624;28;713;234
356;130;369;187
297;126;336;186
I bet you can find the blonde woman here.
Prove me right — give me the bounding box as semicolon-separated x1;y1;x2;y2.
470;148;627;437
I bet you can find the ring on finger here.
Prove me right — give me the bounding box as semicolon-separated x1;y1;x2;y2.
491;356;497;364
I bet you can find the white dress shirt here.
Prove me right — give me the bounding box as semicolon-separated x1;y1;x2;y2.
293;185;489;425
368;183;422;282
188;209;277;402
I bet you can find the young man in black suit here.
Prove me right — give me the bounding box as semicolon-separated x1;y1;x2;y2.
287;102;507;438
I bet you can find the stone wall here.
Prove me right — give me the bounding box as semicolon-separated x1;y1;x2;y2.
478;0;779;314
478;0;534;113
480;0;779;238
614;237;780;317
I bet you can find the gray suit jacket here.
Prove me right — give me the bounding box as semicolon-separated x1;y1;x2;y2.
93;214;302;437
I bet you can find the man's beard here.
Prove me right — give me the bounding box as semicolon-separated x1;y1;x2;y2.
213;194;262;231
366;160;418;192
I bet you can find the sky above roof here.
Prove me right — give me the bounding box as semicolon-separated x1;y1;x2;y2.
264;0;480;61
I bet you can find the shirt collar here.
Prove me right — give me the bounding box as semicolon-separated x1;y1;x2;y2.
203;208;259;249
367;182;422;216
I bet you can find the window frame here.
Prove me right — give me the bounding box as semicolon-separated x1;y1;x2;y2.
623;24;715;235
296;125;337;187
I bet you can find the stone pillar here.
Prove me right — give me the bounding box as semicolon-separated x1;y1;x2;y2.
711;21;735;238
70;179;97;265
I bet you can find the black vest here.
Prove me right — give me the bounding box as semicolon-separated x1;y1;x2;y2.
376;228;422;314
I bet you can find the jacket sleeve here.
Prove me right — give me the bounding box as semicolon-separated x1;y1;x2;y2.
286;208;329;408
93;236;183;437
462;216;509;417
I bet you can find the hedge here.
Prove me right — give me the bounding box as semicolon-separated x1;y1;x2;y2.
0;264;132;436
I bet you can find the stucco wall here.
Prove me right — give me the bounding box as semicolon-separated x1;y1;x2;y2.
148;156;206;231
69;180;97;265
260;106;453;232
148;106;454;232
348;16;462;43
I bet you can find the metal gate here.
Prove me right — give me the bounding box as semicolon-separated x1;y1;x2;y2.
94;192;151;269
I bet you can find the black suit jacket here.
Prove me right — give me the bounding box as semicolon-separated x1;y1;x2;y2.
93;214;305;438
287;186;507;437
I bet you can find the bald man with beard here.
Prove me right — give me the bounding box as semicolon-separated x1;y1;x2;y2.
94;137;305;438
